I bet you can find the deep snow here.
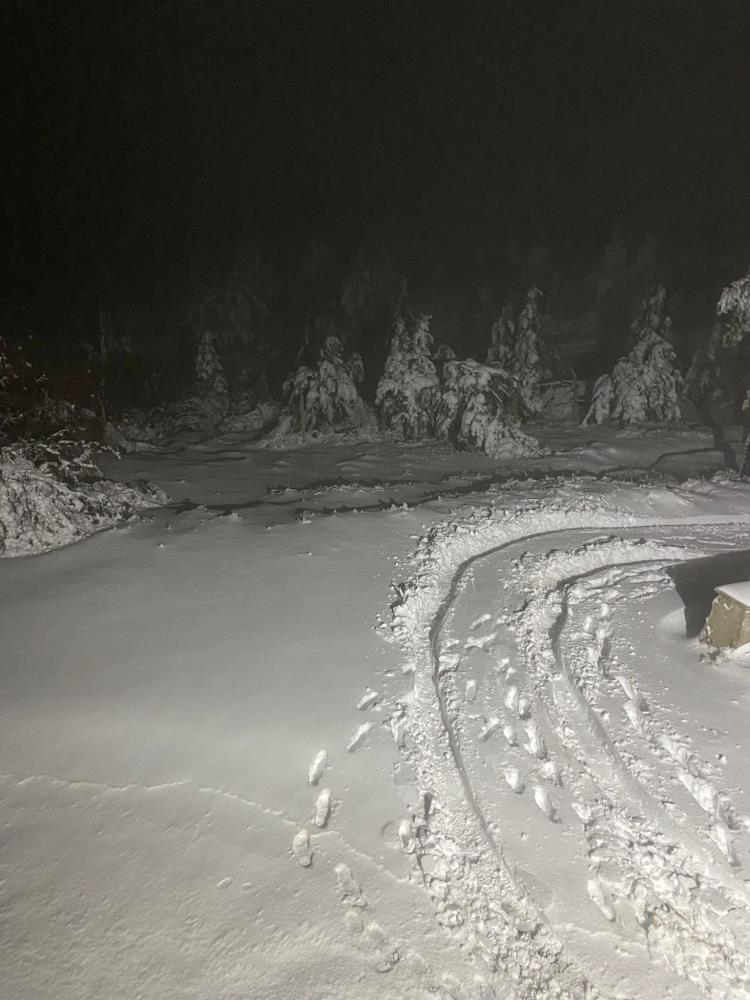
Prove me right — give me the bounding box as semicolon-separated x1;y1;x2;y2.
2;425;750;999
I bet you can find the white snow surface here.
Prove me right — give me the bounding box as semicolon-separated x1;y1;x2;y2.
3;425;750;998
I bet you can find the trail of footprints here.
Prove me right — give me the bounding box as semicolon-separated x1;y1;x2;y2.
291;689;405;977
459;618;563;830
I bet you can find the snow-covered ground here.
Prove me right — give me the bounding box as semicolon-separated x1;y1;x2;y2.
2;424;750;999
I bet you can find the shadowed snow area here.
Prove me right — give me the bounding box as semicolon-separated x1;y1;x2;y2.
3;428;750;999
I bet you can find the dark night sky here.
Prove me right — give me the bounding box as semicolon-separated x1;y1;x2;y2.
3;0;750;344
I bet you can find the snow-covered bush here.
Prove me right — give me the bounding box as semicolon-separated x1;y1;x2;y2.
283;335;371;433
375;314;441;439
435;360;542;458
583;286;683;424
0;438;167;557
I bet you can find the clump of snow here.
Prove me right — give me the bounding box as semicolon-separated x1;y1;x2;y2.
435;359;542;458
283;335;372;435
375;314;441;439
583;286;683;425
0;440;167;557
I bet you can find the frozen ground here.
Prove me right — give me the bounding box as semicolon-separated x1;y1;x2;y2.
2;424;750;999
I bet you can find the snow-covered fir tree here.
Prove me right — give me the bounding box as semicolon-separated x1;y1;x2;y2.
194;331;228;397
486;302;515;367
513;286;545;412
717;268;750;347
435;360;541;458
485;289;563;413
375;314;441;439
284;335;370;433
685;268;750;404
583;286;683;424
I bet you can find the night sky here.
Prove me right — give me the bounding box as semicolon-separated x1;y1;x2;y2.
4;1;750;354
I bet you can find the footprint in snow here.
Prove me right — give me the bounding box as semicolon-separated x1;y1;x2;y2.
292;828;313;867
540;759;563;785
308;749;328;785
533;784;559;822
478;717;502;742
504;766;525;794
364;921;400;973
470;612;493;629
504;685;519;715
502;723;517;747
312;788;332;828
347;721;374;752
524;722;547;760
356;689;379;711
586;877;616;921
335;862;367;907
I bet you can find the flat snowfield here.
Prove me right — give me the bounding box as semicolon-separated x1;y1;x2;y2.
3;429;750;999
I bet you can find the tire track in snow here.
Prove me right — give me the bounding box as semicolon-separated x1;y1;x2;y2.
389;501;750;999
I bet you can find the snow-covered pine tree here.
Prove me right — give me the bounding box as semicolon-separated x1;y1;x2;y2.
165;331;230;432
583;286;683;424
513;286;545;412
486;302;515;367
375;314;441;439
435;359;541;458
717;268;750;347
284;335;370;433
685;268;750;405
195;331;228;397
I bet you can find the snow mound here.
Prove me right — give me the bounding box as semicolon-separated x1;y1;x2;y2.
0;443;167;557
